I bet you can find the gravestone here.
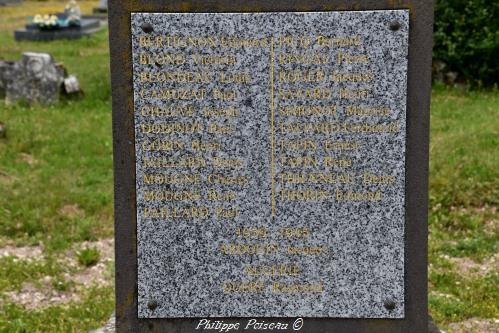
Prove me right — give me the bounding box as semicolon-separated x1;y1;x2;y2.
93;0;108;14
0;52;65;105
0;0;22;6
109;1;433;333
0;52;80;105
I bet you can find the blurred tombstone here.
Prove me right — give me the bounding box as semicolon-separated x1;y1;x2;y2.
0;60;15;98
5;52;64;105
93;0;108;14
0;52;80;105
14;0;102;41
432;60;446;83
0;0;22;6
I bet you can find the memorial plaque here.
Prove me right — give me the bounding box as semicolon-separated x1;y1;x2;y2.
133;10;408;318
110;1;432;332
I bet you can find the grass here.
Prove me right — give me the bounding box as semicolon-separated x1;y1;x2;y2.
0;286;114;333
430;84;498;210
0;2;114;331
0;256;67;292
77;247;100;267
429;270;498;323
428;84;499;330
0;2;112;253
1;2;498;332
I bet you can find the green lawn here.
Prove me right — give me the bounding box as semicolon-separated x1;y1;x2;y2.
428;85;498;330
0;2;498;332
1;3;114;332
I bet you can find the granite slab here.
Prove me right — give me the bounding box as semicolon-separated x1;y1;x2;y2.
131;10;409;318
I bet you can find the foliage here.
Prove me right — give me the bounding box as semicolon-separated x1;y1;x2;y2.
434;0;499;86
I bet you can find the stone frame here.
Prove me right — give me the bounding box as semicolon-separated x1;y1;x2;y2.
109;1;433;332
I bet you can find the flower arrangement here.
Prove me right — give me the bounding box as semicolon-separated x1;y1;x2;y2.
33;14;60;30
65;0;82;27
30;1;81;31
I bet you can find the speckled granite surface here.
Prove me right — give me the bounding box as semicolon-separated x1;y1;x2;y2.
131;11;409;318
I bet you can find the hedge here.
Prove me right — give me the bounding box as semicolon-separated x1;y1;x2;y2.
434;0;499;86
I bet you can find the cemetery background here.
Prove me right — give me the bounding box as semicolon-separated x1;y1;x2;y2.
0;1;497;332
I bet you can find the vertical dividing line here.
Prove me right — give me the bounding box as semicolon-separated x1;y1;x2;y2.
270;36;276;218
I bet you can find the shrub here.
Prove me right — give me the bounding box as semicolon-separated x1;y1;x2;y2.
434;0;499;86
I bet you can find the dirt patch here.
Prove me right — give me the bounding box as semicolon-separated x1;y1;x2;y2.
3;238;114;310
430;291;461;301
78;238;114;263
58;237;114;284
18;153;38;166
5;280;79;310
58;204;85;219
71;238;114;288
448;254;498;277
484;218;498;234
447;318;499;333
71;260;113;288
0;169;17;185
0;245;44;260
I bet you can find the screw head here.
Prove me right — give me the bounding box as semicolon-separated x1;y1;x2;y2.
389;21;401;31
147;299;158;310
384;299;396;311
141;23;154;33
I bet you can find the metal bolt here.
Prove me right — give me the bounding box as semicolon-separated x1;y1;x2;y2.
147;300;158;311
141;23;154;33
389;21;400;31
384;299;396;310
